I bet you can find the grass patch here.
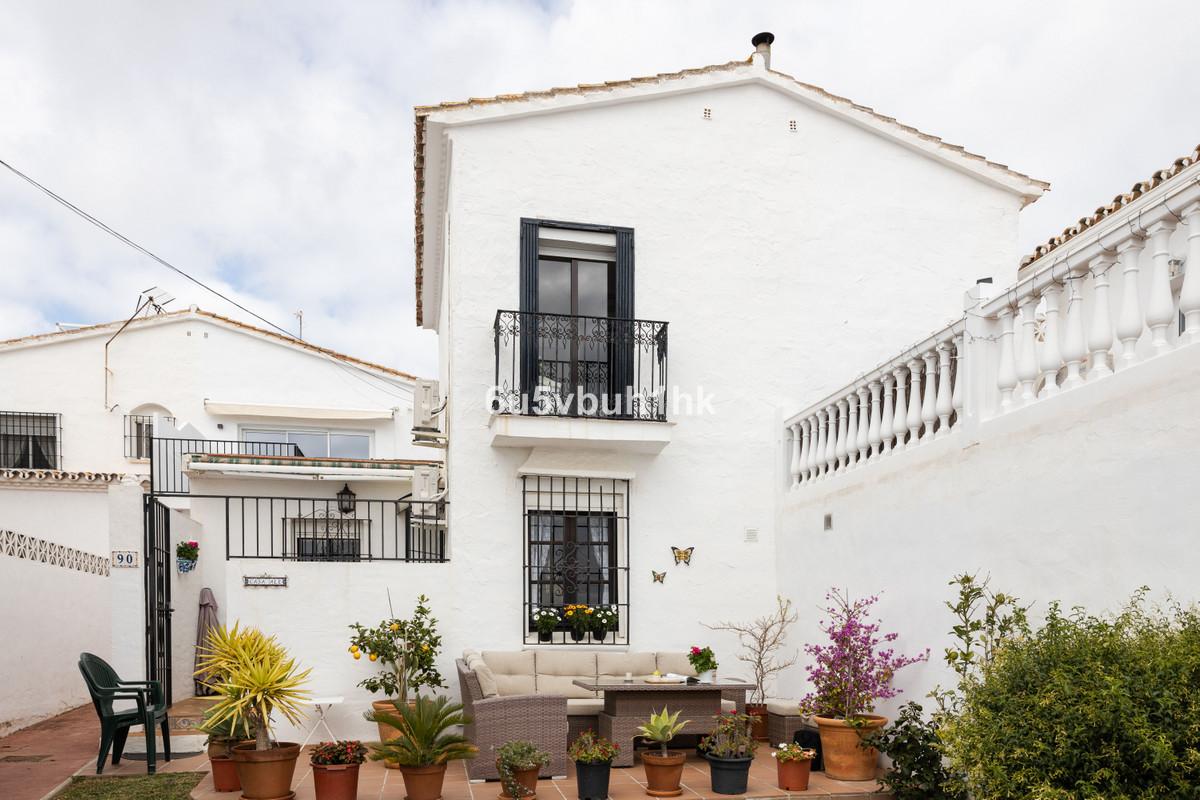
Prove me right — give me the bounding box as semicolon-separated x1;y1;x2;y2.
55;772;205;799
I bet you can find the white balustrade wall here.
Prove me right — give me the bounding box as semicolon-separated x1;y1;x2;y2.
786;160;1200;488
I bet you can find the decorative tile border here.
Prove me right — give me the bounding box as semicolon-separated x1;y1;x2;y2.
0;530;110;576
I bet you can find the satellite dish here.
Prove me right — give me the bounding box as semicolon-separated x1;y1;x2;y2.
140;286;175;314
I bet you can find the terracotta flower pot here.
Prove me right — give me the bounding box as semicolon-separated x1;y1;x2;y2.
813;715;886;781
373;699;415;769
209;755;241;792
400;763;448;800
746;704;768;741
231;742;301;800
641;750;686;798
496;762;540;800
312;762;360;800
775;758;812;791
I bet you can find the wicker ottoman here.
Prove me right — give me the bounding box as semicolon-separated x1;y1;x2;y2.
765;699;810;744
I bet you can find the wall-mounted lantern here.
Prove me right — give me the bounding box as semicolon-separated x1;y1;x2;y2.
337;483;356;515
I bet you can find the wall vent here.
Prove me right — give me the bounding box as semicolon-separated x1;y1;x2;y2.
823;513;833;531
703;107;712;120
788;120;797;132
744;527;759;543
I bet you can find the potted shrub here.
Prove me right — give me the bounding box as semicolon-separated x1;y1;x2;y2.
349;594;446;764
176;539;198;573
563;604;592;642
531;606;560;643
687;646;718;683
310;741;367;800
495;740;549;800
800;590;927;781
636;707;689;798
569;730;619;800
198;706;251;792
368;695;477;800
707;596;799;740
196;623;312;800
699;711;756;795
771;742;816;791
589;606;618;643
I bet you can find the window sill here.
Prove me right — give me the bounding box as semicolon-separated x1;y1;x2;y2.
489;414;672;453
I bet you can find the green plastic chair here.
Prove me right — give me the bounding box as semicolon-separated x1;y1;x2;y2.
77;652;171;774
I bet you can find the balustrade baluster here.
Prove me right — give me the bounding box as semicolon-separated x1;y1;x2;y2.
905;359;923;447
1182;203;1200;344
1016;295;1039;404
799;419;811;483
997;307;1017;410
790;422;802;487
891;367;908;451
951;334;964;423
1061;263;1088;389
823;404;837;476
1087;253;1116;380
834;399;849;471
856;387;871;463
1145;220;1178;354
1038;283;1063;398
844;394;859;469
868;381;888;455
814;410;828;479
1114;237;1146;368
921;351;938;440
880;375;895;454
935;342;953;434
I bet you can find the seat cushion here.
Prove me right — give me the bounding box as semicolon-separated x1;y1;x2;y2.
566;698;604;716
481;651;536;696
765;699;803;717
464;652;499;697
535;651;598;698
654;652;698;677
598;652;657;682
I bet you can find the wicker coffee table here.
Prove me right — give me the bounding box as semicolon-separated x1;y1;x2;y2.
572;679;754;767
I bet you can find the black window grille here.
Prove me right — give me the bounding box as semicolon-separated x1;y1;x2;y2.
124;414;176;459
0;411;61;469
522;475;629;645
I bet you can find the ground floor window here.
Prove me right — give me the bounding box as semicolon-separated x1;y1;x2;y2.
522;475;629;645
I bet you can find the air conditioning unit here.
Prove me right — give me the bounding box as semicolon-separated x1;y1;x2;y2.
412;465;441;501
409;465;446;526
412;379;447;448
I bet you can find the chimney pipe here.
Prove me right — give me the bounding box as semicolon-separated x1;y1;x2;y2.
751;32;774;70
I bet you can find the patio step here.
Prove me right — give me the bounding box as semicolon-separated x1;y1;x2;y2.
124;696;216;754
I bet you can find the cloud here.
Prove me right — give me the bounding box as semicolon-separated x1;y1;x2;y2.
1;0;1196;375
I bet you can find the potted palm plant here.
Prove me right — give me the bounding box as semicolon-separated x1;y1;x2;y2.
349;594;446;764
196;623;311;800
310;741;367;800
636;708;689;798
771;742;817;791
368;695;478;800
568;730;619;800
700;711;756;794
495;740;549;799
800;589;927;781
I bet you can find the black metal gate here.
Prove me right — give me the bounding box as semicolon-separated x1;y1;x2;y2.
144;497;173;700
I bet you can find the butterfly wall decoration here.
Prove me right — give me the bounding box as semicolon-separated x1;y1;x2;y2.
671;546;694;566
651;570;666;583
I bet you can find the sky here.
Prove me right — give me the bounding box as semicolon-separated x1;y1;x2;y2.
1;1;1197;376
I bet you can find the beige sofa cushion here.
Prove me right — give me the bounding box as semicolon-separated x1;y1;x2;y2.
655;652;698;677
482;650;536;695
463;651;499;698
567;698;604;716
765;699;803;717
598;652;657;682
535;651;598;699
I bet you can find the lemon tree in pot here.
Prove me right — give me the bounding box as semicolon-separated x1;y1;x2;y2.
569;730;619;800
700;711;756;795
196;623;311;800
310;741;367;800
636;708;689;798
368;695;477;800
495;740;550;800
799;590;927;781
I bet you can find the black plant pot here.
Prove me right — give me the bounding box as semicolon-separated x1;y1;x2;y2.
570;629;585;642
707;756;753;795
538;630;553;643
592;629;607;642
575;761;611;800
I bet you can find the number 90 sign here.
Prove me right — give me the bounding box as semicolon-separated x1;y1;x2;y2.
112;550;139;568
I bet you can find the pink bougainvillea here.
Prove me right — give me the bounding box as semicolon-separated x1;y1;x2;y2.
799;589;928;720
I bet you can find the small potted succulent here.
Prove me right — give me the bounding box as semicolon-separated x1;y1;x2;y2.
369;695;477;800
531;606;560;643
310;741;367;800
176;539;199;573
687;646;718;683
636;708;689;798
563;604;592;642
700;711;756;795
495;740;549;799
568;730;619;800
589;606;618;642
771;742;817;791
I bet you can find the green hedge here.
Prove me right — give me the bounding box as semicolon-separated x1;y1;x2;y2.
941;593;1200;799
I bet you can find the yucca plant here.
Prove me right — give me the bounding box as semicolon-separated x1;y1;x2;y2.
367;695;478;767
637;707;690;755
197;623;311;750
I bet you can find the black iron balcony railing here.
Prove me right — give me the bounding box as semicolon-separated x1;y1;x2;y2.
493;310;669;421
124;414;176;459
150;437;302;495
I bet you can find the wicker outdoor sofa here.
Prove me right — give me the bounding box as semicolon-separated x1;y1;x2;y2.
457;649;745;780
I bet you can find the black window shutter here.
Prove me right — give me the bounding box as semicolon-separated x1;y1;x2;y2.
612;229;635;409
519;219;540;401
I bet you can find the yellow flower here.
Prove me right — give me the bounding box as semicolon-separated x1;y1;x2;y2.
421;644;430;651
390;623;400;632
586;608;594;614
566;610;574;617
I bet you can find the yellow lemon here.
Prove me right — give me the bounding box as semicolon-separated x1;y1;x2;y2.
350;645;359;653
353;652;361;660
369;653;378;662
390;623;400;632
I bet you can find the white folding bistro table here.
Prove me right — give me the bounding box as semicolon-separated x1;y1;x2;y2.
298;695;345;747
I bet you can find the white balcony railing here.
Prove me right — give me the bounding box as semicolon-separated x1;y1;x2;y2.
785;159;1200;488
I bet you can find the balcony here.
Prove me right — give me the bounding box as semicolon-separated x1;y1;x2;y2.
491;310;672;452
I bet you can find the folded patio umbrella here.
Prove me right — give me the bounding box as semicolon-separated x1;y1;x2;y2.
194;587;219;696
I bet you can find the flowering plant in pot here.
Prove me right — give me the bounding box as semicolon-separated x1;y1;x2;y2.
349;594;445;764
636;708;689;797
563;604;592;642
568;730;619;800
176;539;198;573
687;646;718;682
196;623;311;800
495;740;549;799
799;590;928;781
771;742;817;791
699;711;756;795
589;606;618;642
310;741;367;800
531;607;560;642
368;696;477;800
